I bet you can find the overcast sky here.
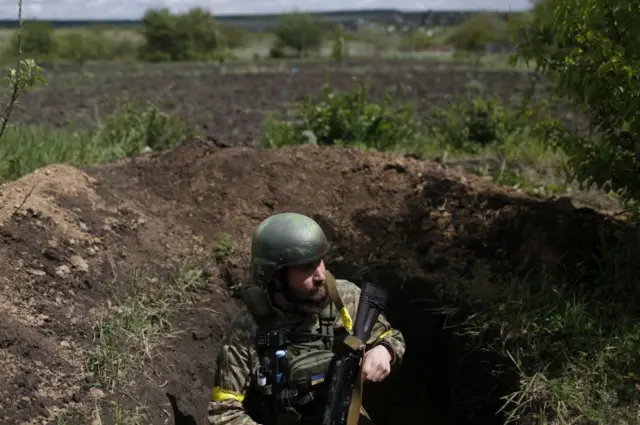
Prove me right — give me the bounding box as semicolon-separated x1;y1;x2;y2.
0;0;532;20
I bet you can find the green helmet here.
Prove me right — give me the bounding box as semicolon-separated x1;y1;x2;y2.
251;212;329;286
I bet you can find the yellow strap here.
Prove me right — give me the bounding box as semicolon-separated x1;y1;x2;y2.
325;271;353;333
346;346;364;425
211;386;245;402
325;271;368;425
376;329;392;341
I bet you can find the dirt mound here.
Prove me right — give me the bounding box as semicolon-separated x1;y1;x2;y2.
0;139;629;425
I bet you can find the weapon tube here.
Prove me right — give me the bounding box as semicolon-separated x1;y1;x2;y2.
321;277;389;425
353;280;388;342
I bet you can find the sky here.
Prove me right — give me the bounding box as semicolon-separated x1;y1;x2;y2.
0;0;532;20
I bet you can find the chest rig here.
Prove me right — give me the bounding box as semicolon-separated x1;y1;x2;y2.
241;272;349;425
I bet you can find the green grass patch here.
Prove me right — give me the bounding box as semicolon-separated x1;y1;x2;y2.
0;99;196;182
459;237;640;424
85;263;211;392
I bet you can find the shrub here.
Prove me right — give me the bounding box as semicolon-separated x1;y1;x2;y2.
261;79;421;152
218;23;249;49
273;12;327;58
138;8;223;62
5;20;57;60
447;13;510;54
424;82;523;152
398;29;434;52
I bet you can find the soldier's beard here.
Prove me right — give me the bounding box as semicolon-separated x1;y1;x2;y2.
283;281;330;315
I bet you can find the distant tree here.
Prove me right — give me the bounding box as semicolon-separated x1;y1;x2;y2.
138;7;223;62
218;23;249;49
447;13;510;54
6;20;57;59
274;12;326;58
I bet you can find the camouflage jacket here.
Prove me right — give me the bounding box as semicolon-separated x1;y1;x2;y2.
207;277;406;425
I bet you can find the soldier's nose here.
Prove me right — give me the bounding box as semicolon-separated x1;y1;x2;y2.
313;270;325;284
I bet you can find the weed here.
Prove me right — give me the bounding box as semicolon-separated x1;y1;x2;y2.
261;78;421;152
0;98;195;182
85;263;209;392
92;401;147;425
261;76;558;179
460;236;640;424
214;233;236;263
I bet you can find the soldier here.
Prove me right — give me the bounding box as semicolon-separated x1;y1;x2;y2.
208;213;405;425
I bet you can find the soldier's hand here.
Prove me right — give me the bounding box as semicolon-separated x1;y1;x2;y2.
361;345;392;383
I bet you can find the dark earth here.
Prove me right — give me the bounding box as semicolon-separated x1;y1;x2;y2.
0;136;631;425
8;59;567;146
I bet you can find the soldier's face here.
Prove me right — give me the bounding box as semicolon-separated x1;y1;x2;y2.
284;259;328;305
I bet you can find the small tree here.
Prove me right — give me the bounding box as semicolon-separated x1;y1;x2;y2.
274;12;326;58
1;0;46;143
514;0;640;209
331;24;346;64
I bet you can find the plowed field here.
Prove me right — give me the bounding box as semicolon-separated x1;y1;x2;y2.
10;60;560;145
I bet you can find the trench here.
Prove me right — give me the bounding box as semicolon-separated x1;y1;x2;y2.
329;265;516;425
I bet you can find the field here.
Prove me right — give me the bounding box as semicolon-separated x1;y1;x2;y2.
8;60;533;139
0;53;638;425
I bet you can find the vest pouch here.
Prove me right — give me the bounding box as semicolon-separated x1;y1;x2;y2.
287;350;334;392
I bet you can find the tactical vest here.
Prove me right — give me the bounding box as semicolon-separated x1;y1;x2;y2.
241;271;350;425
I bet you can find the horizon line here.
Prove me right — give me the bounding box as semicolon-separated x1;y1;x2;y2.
0;6;530;22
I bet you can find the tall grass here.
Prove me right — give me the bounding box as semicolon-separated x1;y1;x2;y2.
0;100;196;182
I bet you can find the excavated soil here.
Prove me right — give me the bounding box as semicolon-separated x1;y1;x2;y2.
0;140;631;425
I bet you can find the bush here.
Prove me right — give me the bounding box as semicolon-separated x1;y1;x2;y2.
273;12;327;58
261;79;421;152
398;29;434;52
424;82;523;152
5;20;57;60
138;8;224;62
218;23;249;49
447;13;510;54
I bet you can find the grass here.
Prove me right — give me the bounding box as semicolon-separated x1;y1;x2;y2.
50;402;146;425
458;237;640;424
85;263;211;392
0;99;196;182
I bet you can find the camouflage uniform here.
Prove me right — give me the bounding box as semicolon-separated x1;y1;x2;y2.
207;277;405;425
207;213;406;425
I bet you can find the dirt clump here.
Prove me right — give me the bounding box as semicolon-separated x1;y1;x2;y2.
0;139;630;424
